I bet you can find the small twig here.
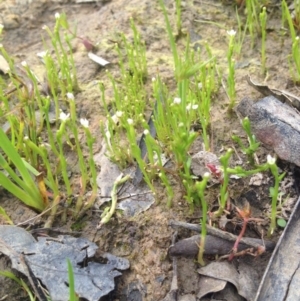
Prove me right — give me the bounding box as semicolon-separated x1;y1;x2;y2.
16;203;59;227
161;231;178;301
169;220;271;251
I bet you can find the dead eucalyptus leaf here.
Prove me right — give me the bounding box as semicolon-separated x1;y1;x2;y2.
0;225;129;301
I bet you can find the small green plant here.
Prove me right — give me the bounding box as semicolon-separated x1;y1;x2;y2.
282;0;300;82
0;271;36;301
267;155;286;236
260;7;267;74
232;117;260;166
0;13;99;226
226;29;237;112
0;127;46;212
245;0;260;47
196;172;210;266
67;259;79;301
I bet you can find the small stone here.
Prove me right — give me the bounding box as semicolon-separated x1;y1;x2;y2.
236;96;300;167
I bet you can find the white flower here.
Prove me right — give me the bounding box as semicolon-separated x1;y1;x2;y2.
152;77;156;82
55;12;60;19
67;92;74;100
111;114;119;124
186;104;191;111
267;155;276;165
127;118;134;125
173;97;181;104
59;111;70;121
116;111;123;118
21;61;27;67
37;51;48;58
0;24;4;30
178;122;184;127
143;129;149;135
192;104;198;110
203;172;210;179
42;25;47;30
227;29;236;36
80;118;89;128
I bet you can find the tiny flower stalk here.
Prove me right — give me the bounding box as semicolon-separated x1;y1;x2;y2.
211;149;233;218
80;118;98;212
196;172;210;266
232;117;260;166
67;94;89;214
260;7;267;75
56;111;72;198
227;29;236;112
267;155;286;236
125;119;155;192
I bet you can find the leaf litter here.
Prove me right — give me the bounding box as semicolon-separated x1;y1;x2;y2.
0;225;129;301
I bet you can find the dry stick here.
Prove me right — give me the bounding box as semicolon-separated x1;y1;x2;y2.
161;231;178;301
169;220;271;251
16;203;59;227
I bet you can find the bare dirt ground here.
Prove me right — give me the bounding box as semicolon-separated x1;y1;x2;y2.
0;0;299;300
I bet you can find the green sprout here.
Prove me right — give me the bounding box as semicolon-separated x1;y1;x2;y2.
196;172;210;266
267;155;286;236
227;29;236;112
232;117;260;166
260;7;267;75
0;127;46;212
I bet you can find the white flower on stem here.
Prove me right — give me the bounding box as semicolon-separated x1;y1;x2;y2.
173;97;181;104
80;118;89;128
21;61;27;67
152;77;156;82
67;92;74;100
267;154;276;165
55;12;60;19
227;29;236;36
59;111;70;122
127;118;134;125
203;172;210;179
192;104;199;110
116;111;123;118
143;129;149;135
111;114;119;124
37;51;48;58
186;104;191;111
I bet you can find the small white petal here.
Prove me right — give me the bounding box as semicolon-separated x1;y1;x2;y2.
178;122;184;127
203;172;210;178
144;129;149;135
174;97;181;104
127;118;134;125
55;12;60;19
80;118;89;128
192;104;198;110
21;61;27;67
37;51;48;58
111;114;119;124
67;92;74;100
0;24;4;29
59;111;70;121
227;29;236;36
267;154;276;165
116;111;123;117
186;104;191;111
